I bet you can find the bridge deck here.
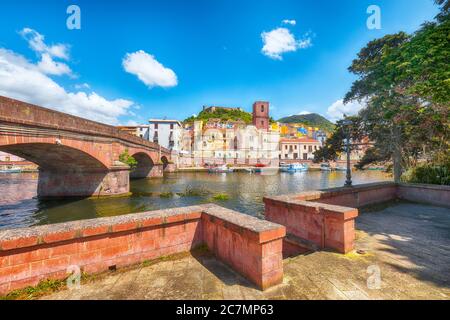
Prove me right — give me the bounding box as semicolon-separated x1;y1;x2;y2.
0;96;170;154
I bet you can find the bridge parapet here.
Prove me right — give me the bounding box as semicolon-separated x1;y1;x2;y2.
0;96;170;155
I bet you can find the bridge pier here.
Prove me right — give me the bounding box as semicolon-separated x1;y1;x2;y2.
37;165;130;198
130;163;164;179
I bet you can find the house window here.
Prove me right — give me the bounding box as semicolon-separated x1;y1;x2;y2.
285;154;288;158
304;145;307;150
170;123;174;130
154;123;158;129
303;153;308;160
261;120;264;126
294;153;298;159
261;105;264;112
308;146;313;152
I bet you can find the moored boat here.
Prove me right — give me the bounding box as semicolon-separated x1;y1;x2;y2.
320;163;332;171
0;166;22;173
208;165;233;173
280;163;309;173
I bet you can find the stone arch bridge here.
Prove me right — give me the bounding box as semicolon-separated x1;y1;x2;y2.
0;96;176;198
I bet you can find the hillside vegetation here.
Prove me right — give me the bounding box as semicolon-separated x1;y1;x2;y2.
183;108;253;124
278;113;335;132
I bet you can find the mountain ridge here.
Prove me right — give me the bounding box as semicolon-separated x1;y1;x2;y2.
277;113;335;132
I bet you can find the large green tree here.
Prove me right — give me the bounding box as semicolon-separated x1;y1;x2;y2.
318;1;449;181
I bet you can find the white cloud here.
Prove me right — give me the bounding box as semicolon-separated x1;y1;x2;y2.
37;53;72;76
74;83;91;90
19;28;72;76
298;110;312;115
0;47;133;125
125;119;139;126
326;99;366;122
123;50;177;88
282;19;296;26
261;27;311;60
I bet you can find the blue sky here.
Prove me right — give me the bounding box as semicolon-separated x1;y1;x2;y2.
0;0;439;125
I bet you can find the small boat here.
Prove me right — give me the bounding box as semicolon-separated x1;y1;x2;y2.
320;163;332;171
280;163;309;173
208;165;233;173
0;166;22;173
335;166;348;171
254;167;279;174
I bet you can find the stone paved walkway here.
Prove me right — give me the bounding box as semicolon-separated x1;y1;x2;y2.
42;202;450;300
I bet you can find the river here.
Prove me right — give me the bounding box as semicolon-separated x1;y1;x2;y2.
0;170;391;230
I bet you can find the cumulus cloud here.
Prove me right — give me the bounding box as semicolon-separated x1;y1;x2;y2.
123;50;178;88
298;110;312;115
282;19;296;26
0;31;134;125
326;99;366;122
20;28;72;76
74;83;91;90
261;27;311;60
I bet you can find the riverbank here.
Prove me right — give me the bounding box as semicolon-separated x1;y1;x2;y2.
0;171;392;230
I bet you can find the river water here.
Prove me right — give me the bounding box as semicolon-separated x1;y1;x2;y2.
0;170;391;230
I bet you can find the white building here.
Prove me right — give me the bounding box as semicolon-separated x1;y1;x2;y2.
280;138;321;161
148;119;182;152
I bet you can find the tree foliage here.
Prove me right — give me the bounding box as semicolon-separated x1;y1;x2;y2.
313;116;362;162
119;149;138;170
184;108;253;124
317;1;449;183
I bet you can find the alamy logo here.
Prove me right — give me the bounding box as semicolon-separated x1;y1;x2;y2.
67;5;81;30
367;5;381;30
367;265;381;289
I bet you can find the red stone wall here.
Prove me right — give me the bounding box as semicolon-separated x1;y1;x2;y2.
264;182;450;256
201;206;284;289
264;197;357;254
0;204;285;294
397;183;450;208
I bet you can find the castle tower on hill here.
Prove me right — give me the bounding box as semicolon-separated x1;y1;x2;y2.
252;101;269;131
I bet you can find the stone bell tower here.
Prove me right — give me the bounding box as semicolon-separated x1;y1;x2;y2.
252;101;270;131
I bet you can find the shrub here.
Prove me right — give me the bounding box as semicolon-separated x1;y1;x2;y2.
119;149;138;170
212;193;230;201
401;163;450;185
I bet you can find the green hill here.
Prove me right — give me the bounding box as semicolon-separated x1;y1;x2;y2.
183;108;253;124
278;113;335;132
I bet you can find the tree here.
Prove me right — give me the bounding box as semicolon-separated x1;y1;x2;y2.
119;149;138;170
313;116;363;163
320;0;449;182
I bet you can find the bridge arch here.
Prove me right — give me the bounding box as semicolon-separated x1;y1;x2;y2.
130;152;155;179
0;143;108;172
0;143;129;198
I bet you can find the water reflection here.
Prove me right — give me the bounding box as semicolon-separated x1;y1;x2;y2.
0;170;391;230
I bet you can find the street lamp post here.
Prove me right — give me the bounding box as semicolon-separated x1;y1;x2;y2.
342;119;353;187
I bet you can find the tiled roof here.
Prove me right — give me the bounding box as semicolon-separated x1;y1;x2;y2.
280;138;320;143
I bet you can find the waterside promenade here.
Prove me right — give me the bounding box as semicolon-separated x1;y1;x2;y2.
1;182;449;299
42;201;450;300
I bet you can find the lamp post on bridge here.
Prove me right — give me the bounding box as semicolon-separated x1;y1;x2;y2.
341;118;353;187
